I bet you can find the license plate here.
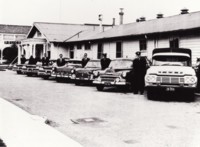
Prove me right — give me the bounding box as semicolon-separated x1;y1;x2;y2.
166;87;175;91
104;82;111;85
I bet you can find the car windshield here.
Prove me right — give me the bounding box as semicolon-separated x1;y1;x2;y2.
153;56;190;66
85;61;101;68
109;60;133;69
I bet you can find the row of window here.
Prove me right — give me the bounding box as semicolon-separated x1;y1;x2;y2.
70;38;179;59
4;41;21;44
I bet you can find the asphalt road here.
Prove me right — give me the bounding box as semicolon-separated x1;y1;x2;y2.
1;70;200;147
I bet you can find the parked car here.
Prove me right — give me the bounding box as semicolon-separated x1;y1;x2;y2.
73;59;102;85
21;61;29;74
38;60;57;79
13;60;29;74
54;59;82;82
93;58;133;91
26;62;42;76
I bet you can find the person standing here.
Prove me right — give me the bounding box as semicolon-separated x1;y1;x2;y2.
131;51;147;94
28;56;36;65
41;53;49;66
56;54;65;67
82;53;90;67
100;53;111;70
20;55;26;64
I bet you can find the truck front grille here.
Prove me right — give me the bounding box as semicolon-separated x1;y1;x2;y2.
157;76;184;84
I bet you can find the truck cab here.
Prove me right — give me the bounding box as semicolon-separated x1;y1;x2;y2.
145;48;197;100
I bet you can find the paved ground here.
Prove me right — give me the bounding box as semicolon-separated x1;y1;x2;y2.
1;70;200;147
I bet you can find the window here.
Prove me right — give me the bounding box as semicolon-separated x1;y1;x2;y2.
84;42;91;50
170;38;179;48
70;45;74;59
97;43;103;59
139;39;147;51
37;31;42;37
77;44;82;49
116;42;123;58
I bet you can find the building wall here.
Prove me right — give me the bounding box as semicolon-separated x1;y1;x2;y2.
180;35;200;65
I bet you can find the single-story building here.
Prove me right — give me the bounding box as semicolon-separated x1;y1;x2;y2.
65;9;200;65
21;22;112;62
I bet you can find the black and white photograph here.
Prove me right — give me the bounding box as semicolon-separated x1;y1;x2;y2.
0;0;200;146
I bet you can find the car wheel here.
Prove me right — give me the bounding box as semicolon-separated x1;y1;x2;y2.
43;76;49;80
27;73;33;76
17;71;22;74
96;85;104;91
56;77;62;82
75;81;80;86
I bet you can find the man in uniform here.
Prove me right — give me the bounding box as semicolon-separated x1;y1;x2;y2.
82;53;90;67
56;54;65;67
100;53;111;70
131;51;147;94
41;53;49;66
20;55;26;64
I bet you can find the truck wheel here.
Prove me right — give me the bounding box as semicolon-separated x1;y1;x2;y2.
147;89;156;100
184;90;195;102
96;85;104;91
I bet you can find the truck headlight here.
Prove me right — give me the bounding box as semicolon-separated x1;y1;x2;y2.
184;76;197;84
145;75;157;83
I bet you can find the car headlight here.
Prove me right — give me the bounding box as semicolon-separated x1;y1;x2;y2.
71;69;75;74
22;66;26;69
184;76;197;84
93;71;99;77
115;78;120;82
39;67;44;71
36;66;40;69
121;72;127;78
71;74;76;79
145;75;157;83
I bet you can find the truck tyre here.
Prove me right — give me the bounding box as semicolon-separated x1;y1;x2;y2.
184;90;195;102
43;76;49;80
96;85;104;91
147;89;157;100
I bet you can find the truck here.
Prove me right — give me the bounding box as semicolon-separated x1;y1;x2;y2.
145;48;197;101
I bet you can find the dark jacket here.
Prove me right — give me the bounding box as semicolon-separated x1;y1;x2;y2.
56;58;65;67
42;57;50;66
82;58;90;67
28;56;36;65
20;57;26;64
101;58;111;70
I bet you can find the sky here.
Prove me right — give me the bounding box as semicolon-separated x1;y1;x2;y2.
0;0;200;26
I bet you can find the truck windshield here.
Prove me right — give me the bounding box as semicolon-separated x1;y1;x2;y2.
153;56;190;66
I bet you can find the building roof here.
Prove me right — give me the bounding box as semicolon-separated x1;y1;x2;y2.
27;22;112;42
66;11;200;42
0;24;31;34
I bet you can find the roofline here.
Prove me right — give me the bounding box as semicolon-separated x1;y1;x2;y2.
65;26;200;43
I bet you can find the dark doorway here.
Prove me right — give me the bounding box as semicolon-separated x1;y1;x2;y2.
3;44;18;63
35;44;43;61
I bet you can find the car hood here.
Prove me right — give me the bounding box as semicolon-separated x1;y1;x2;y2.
146;66;196;76
76;67;101;73
101;68;131;76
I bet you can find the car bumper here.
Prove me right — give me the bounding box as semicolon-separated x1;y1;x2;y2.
93;80;127;86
